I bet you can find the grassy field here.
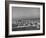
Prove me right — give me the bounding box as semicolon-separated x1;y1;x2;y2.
12;24;40;31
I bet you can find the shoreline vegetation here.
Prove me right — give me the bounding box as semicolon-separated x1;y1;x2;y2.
12;18;40;31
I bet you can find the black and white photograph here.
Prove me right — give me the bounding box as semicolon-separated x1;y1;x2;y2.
9;3;43;35
5;1;45;37
12;7;40;31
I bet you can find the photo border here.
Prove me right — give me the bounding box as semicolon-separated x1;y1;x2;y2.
5;1;45;37
9;4;43;35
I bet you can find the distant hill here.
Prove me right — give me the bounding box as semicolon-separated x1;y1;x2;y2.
12;17;40;21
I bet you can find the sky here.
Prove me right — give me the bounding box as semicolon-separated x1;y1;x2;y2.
12;7;40;19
